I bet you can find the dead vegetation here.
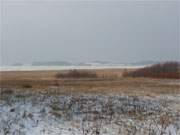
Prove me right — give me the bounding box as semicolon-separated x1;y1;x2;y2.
0;93;179;135
0;68;179;96
0;65;179;134
123;62;180;79
55;70;98;79
21;84;32;88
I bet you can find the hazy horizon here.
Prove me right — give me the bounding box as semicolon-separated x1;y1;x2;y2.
0;0;179;65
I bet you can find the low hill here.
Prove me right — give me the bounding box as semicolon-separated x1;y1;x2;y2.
123;62;180;79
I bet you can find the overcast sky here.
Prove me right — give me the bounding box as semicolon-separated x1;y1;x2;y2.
0;0;179;65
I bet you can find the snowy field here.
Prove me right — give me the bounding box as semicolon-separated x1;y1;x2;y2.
0;89;180;135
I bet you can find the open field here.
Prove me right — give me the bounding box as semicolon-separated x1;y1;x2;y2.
0;69;180;135
0;69;179;96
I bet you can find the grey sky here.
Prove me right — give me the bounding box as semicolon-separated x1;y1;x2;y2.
0;0;179;65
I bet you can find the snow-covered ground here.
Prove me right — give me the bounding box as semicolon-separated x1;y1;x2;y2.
0;90;180;135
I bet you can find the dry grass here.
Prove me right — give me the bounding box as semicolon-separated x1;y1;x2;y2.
0;69;179;96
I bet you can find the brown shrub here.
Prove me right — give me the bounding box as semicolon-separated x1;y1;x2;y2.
123;61;180;79
55;70;98;79
22;84;32;88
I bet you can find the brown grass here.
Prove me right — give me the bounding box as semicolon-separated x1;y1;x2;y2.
0;68;179;96
123;62;180;79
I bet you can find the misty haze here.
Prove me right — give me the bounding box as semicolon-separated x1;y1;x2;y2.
0;0;179;65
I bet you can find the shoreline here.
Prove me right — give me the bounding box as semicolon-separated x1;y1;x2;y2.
0;65;146;72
